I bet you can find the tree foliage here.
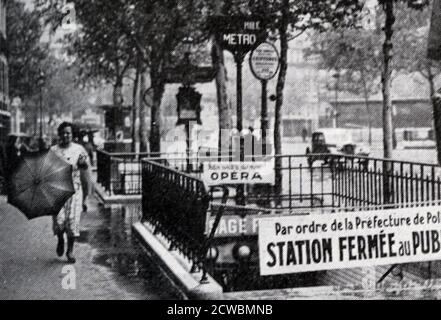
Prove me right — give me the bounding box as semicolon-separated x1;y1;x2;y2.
36;0;136;106
42;55;91;118
8;0;48;101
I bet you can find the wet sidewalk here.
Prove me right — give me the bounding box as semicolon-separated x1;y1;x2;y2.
0;196;181;300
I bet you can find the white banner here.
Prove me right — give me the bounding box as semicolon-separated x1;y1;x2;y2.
258;206;441;276
203;161;275;186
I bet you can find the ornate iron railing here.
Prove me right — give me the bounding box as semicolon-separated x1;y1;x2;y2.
147;153;441;211
96;149;212;195
142;159;216;281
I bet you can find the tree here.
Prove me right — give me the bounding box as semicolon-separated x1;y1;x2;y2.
119;0;210;153
395;1;441;164
210;2;231;155
42;56;91;118
8;0;49;132
309;1;434;151
378;0;431;161
249;0;365;199
308;29;383;145
37;0;148;150
58;1;135;107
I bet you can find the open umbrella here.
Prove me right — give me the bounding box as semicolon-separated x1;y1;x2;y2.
7;150;75;220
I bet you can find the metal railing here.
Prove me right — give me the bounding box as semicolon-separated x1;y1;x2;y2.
329;154;441;210
97;149;197;195
97;150;148;195
142;159;213;280
147;153;441;211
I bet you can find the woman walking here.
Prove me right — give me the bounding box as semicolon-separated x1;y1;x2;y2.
51;122;91;263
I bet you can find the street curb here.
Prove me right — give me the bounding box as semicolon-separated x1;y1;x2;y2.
93;182;141;207
132;222;224;300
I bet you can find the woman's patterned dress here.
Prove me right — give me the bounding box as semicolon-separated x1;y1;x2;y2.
51;143;89;238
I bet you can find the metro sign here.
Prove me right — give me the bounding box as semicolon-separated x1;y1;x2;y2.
223;33;258;46
210;15;267;56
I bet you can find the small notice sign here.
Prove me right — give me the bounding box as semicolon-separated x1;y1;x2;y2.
202;161;275;186
259;206;441;276
250;42;280;81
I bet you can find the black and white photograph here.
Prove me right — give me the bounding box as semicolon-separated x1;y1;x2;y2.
2;0;441;305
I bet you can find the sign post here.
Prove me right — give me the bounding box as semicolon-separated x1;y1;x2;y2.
210;15;267;206
249;42;280;155
176;86;202;172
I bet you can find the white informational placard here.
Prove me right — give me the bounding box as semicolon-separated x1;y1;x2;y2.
203;161;275;186
259;206;441;276
250;42;280;81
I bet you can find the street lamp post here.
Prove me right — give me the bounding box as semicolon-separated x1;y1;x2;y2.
183;37;193;172
37;70;45;150
183;37;193;171
333;72;340;128
176;37;202;173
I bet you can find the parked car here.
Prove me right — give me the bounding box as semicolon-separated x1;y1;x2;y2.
306;128;370;167
396;128;436;150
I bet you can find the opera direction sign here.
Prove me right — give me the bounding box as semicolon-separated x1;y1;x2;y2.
210;15;267;55
202;161;275;186
250;42;280;81
259;205;441;276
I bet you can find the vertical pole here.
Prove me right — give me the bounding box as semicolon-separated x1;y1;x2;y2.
186;121;191;173
334;77;339;129
15;106;20;133
39;86;43;148
261;80;268;156
236;54;244;153
235;53;245;206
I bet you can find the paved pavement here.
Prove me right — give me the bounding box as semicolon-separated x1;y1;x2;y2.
0;196;181;300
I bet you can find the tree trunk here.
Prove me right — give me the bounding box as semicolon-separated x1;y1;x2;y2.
381;0;395;204
139;72;149;153
149;76;165;154
382;0;395;160
429;66;441;165
131;62;140;153
361;74;373;146
212;38;230;157
212;2;230;158
274;0;289;202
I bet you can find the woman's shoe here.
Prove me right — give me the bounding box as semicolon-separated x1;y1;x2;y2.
56;236;64;257
66;252;76;264
66;237;76;263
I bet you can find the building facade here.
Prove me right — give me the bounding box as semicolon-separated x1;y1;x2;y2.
329;98;433;129
0;0;9;146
